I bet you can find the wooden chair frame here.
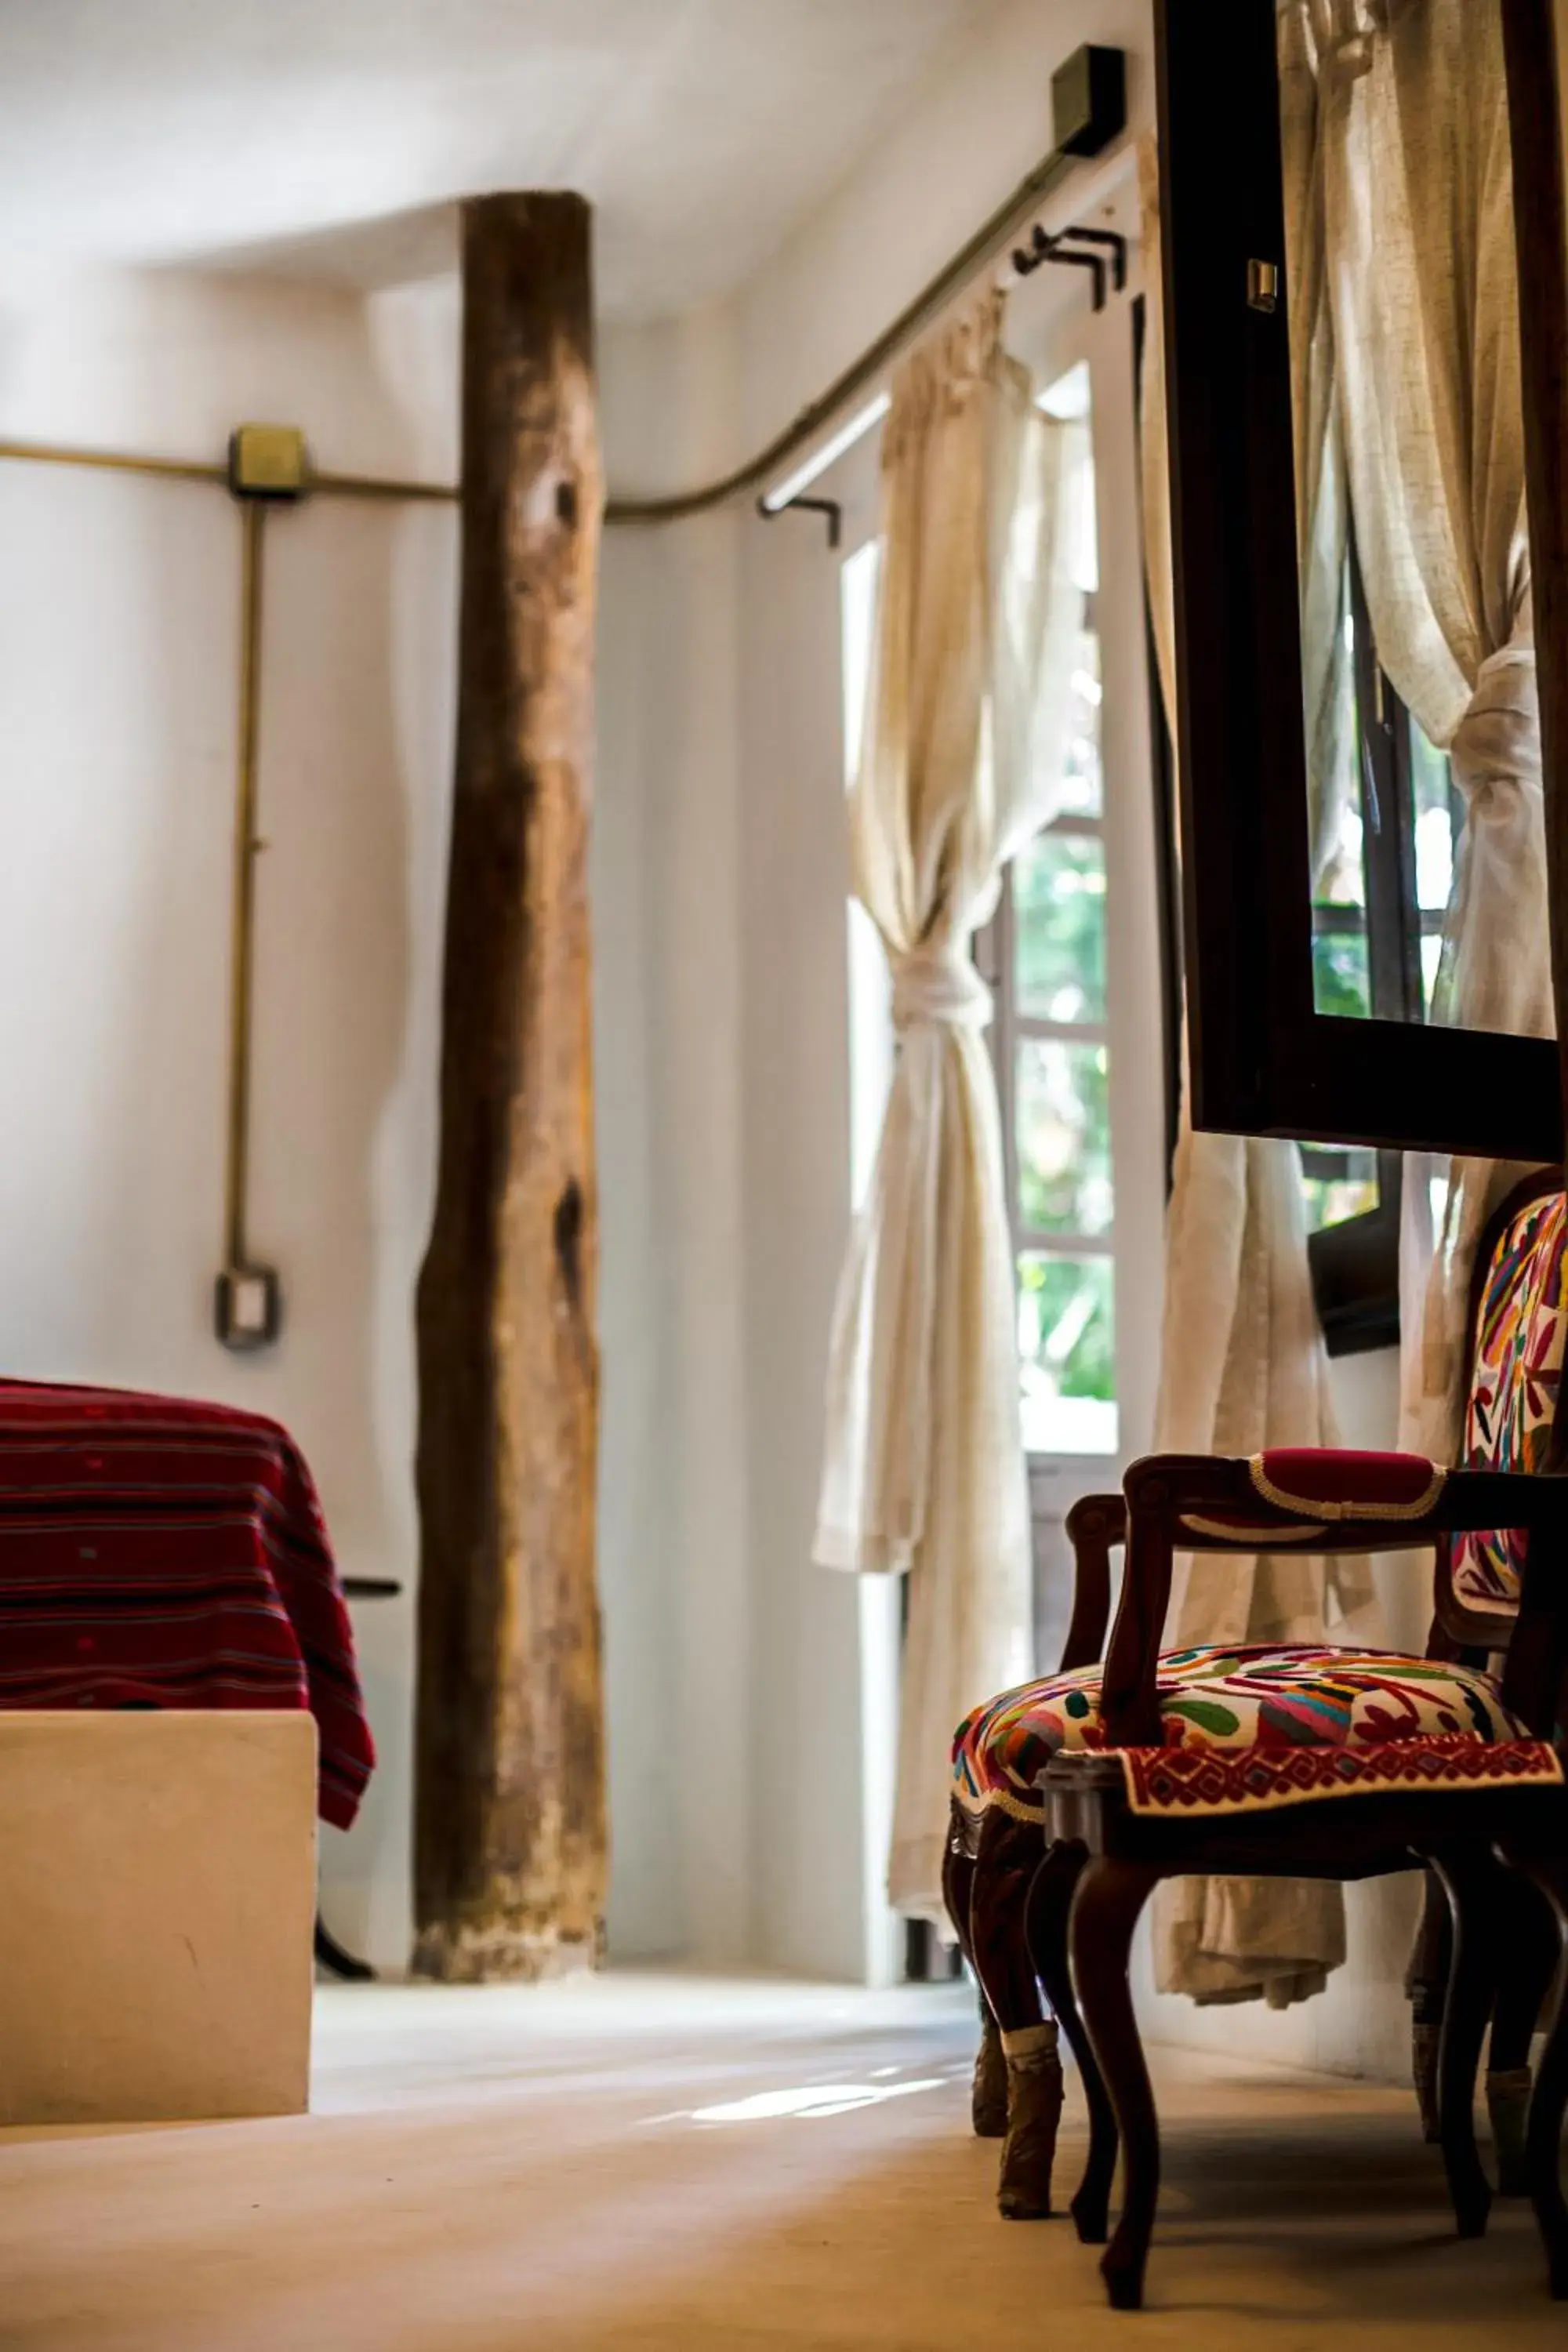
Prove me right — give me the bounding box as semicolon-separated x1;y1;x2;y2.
943;1491;1121;2211
1036;1441;1568;2309
949;1171;1568;2288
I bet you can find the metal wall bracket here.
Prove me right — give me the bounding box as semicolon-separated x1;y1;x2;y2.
1062;225;1129;291
756;492;842;549
1011;223;1130;311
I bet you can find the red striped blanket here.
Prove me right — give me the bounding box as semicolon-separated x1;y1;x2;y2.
0;1379;375;1828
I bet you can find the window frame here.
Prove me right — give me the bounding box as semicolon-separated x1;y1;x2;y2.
978;348;1131;1465
992;812;1114;1261
984;811;1120;1454
1154;0;1565;1166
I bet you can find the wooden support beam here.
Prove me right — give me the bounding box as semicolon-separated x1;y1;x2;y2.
413;191;605;1982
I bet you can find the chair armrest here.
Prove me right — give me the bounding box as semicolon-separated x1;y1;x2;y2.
1059;1494;1125;1673
1099;1457;1192;1745
1098;1450;1568;1747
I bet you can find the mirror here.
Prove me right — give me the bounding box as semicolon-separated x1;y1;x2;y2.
1283;0;1541;1048
1156;0;1564;1162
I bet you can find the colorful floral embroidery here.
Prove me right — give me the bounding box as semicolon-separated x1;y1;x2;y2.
952;1642;1535;1822
1451;1188;1566;1617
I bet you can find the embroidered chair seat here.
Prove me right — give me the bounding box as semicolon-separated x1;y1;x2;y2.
953;1642;1559;1824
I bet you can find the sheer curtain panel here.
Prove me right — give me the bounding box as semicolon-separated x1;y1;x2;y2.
814;289;1084;1918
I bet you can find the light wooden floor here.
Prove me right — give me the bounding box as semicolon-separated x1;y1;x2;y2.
0;1973;1556;2348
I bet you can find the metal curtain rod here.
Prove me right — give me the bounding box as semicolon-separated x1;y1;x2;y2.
610;151;1116;524
0;48;1127;529
612;39;1127;520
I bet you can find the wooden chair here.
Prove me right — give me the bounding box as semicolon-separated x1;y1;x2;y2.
947;1171;1568;2275
1037;1176;1568;2309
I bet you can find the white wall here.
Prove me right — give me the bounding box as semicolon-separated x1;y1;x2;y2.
0;267;460;1969
597;312;751;1962
0;252;779;1980
0;262;750;1975
0;266;717;1977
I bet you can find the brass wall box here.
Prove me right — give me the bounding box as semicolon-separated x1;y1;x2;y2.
227;423;309;501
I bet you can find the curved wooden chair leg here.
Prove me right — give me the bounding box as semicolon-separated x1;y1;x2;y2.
1515;1855;1568;2299
1069;1854;1161;2310
972;1996;1008;2140
942;1820;1006;2138
941;1824;976;1969
1428;1846;1500;2240
1409;1865;1450;2146
1487;1869;1556;2198
1026;1837;1117;2245
314;1915;376;1982
971;1809;1062;2220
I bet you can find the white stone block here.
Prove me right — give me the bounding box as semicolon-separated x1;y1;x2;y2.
0;1711;317;2123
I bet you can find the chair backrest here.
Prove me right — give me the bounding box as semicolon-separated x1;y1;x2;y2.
1446;1169;1567;1629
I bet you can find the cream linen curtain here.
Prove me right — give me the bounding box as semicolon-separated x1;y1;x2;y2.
1291;0;1548;1465
1139;136;1380;2009
813;290;1084;1919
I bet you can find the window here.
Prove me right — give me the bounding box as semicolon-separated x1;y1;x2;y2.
982;364;1118;1455
840;363;1126;1455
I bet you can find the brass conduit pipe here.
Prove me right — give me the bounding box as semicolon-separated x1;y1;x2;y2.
223;500;267;1324
0;437;457;503
607;142;1091;525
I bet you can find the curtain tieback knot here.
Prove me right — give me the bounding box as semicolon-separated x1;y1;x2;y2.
1318;0;1385;79
891;946;993;1034
1450;644;1541;815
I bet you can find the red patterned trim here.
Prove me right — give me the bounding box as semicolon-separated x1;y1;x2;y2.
1250;1449;1446;1523
1116;1736;1562;1819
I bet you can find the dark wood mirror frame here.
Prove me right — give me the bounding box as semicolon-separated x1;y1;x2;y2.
1156;0;1568;1162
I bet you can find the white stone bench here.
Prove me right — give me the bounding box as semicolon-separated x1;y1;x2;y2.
0;1711;317;2123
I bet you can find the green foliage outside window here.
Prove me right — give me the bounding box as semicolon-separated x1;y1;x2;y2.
1311;922;1371;1018
1016;1038;1113;1235
1013;833;1107;1023
1018;1252;1116;1403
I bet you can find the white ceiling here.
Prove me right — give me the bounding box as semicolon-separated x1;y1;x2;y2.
0;0;989;317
